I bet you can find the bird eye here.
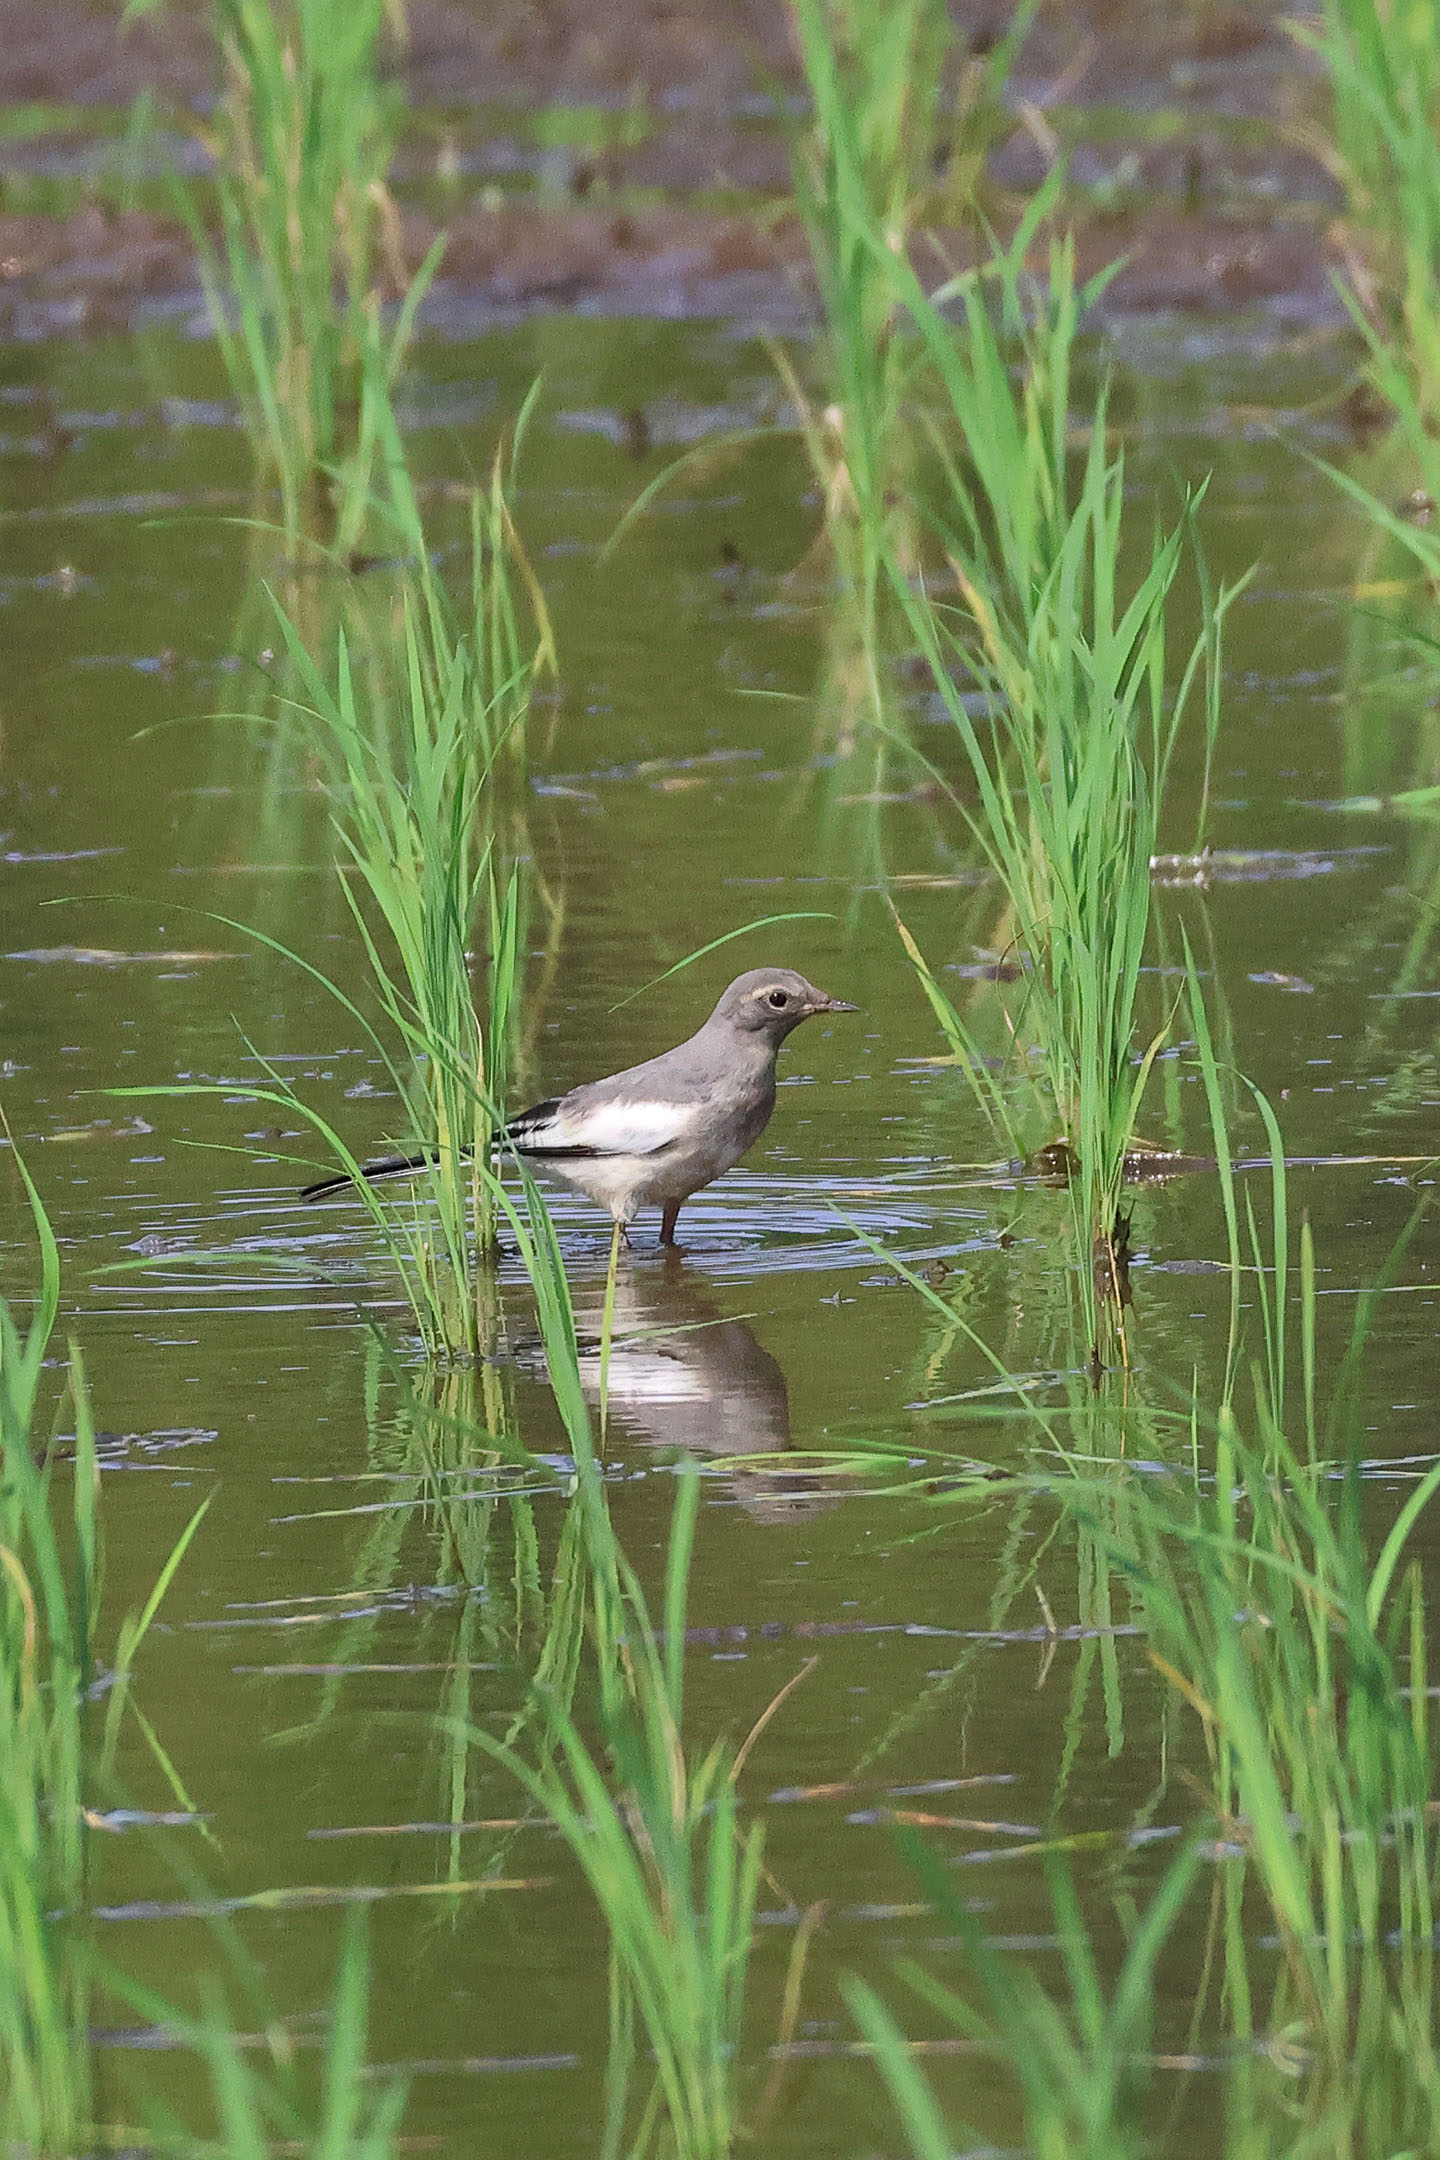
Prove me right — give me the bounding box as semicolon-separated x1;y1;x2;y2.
766;988;789;1009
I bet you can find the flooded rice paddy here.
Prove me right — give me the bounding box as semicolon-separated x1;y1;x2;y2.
6;284;1440;2149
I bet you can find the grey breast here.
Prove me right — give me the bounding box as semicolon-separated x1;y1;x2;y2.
603;1019;780;1194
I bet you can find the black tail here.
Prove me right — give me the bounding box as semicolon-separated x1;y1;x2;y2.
299;1108;554;1203
300;1148;448;1203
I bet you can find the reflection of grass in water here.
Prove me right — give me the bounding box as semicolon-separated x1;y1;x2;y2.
159;1149;769;2159
135;0;443;544
848;1833;1199;2160
109;1152;594;2148
1040;1184;1440;2143
328;1216;786;2157
271;1335;564;1897
1305;0;1440;1055
460;1467;772;2160
1309;574;1440;1131
809;1032;1440;2151
110;1903;406;2158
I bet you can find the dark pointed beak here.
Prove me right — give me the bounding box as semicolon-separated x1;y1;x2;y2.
813;992;858;1014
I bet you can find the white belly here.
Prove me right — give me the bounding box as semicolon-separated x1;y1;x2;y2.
515;1079;775;1227
536;1150;669;1223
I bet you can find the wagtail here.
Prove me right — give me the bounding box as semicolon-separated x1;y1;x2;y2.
300;966;857;1244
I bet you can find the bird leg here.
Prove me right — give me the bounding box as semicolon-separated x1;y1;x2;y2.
660;1201;681;1247
598;1221;623;1444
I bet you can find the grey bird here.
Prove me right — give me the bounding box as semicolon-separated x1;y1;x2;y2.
300;966;857;1244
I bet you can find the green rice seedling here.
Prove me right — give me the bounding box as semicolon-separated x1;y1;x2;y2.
0;1160;96;2154
846;1835;1201;2160
1039;1005;1440;2117
128;683;517;1357
892;211;1113;640
118;403;552;1358
784;0;954;636
813;1028;1440;2131
0;1151;213;2154
459;1465;767;2160
890;476;1234;1362
839;1096;1440;2139
131;0;443;542
781;0;1040;722
1293;0;1440;384
781;77;1241;1355
863;210;1234;1356
1069;1341;1440;2139
1;1156;401;2153
1106;1291;1440;2096
277;454;541;1337
1296;0;1440;622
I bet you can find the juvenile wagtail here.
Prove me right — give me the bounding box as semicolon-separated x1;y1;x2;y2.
300;966;857;1245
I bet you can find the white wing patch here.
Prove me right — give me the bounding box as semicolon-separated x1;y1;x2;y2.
513;1096;695;1159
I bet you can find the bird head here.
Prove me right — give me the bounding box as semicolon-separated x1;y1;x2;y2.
712;967;858;1040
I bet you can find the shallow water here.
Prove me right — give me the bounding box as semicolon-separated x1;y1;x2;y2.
5;304;1440;2152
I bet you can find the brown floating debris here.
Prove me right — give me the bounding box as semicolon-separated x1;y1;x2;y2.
1028;1137;1081;1181
1025;1137;1216;1185
949;957;1025;982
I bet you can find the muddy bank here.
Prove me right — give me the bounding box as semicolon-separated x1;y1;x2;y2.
0;0;1347;335
0;193;1343;343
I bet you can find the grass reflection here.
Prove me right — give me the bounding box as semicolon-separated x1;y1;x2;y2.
801;1058;1440;2152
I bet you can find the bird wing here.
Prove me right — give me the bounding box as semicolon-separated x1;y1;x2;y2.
505;1093;695;1160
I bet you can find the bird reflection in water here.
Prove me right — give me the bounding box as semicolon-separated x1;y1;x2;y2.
566;1258;840;1525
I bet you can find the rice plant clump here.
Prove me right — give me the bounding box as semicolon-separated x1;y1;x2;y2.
834;1086;1440;2152
460;1467;766;2160
0;1180;96;2155
782;0;1039;724
266;419;553;1353
770;34;1238;1352
826;204;1233;1357
1042;1049;1440;2138
1297;0;1440;555
113;391;554;1356
1296;0;1440;369
142;0;443;538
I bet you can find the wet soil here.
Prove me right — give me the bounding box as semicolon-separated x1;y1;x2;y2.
0;0;1347;336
